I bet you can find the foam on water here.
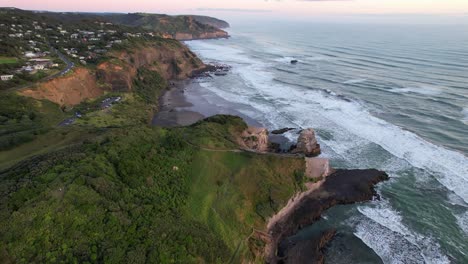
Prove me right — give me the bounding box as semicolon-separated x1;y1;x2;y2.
356;200;450;264
389;85;443;96
462;108;468;125
455;210;468;235
343;78;367;84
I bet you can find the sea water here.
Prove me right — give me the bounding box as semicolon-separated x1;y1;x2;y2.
185;21;468;263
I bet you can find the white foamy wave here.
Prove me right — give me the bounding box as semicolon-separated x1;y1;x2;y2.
357;201;450;264
304;56;330;62
343;79;367;84
273;56;297;63
307;92;468;202
454;210;468;235
390;85;443;96
462;108;468;125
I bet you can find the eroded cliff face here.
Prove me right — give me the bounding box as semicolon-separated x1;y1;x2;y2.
20;68;103;106
21;41;205;106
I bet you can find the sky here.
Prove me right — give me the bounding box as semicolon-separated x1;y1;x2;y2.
2;0;468;23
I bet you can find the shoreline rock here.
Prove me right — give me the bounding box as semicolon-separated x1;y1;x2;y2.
271;128;295;135
264;169;389;264
290;128;321;157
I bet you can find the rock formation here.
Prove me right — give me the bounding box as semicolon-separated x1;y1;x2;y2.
239;127;270;152
265;169;389;264
271;128;295;135
305;158;333;182
290;128;321;157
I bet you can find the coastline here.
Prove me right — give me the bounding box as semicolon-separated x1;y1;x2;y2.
153;74;389;263
152;77;262;128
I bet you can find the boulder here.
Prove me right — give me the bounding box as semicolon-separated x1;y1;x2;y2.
290;128;321;157
239;127;270;152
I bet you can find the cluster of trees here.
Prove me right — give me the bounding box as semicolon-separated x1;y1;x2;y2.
133;68;167;105
0;93;63;150
0;127;231;263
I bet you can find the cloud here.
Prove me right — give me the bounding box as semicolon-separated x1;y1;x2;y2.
196;8;272;13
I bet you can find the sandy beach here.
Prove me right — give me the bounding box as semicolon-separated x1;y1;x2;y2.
153;77;264;128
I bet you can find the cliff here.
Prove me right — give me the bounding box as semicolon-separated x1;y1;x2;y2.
20;40;205;106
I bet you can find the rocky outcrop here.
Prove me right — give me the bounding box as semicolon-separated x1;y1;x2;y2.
305;158;333;182
239;127;270;152
290;129;321;157
265;169;389;264
271;128;295;135
278;229;336;264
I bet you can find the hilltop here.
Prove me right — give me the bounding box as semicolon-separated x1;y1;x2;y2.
104;13;229;40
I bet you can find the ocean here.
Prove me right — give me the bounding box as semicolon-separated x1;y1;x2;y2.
184;21;468;263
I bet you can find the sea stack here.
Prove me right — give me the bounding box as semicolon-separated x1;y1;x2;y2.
290;128;321;157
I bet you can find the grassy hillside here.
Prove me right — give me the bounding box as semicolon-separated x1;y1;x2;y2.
0;114;304;263
106;13;229;39
190;15;230;29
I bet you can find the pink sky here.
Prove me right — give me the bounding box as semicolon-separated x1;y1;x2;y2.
2;0;468;16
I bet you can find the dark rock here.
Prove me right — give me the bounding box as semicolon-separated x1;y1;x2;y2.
291;60;298;64
290;128;321;157
278;229;336;264
266;169;389;264
271;128;295;135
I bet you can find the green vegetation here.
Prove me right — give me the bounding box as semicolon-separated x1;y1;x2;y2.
106;13;226;37
0;93;66;151
0;113;304;263
133;68;167;105
0;9;302;263
0;57;17;64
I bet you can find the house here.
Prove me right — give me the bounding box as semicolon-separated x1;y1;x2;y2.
70;33;79;39
24;51;36;58
0;75;14;81
33;64;45;70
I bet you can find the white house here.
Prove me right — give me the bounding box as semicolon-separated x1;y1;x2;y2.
24;51;36;58
33;64;45;70
0;75;14;81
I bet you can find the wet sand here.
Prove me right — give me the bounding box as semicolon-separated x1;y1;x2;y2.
152;78;263;127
